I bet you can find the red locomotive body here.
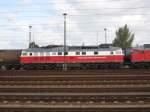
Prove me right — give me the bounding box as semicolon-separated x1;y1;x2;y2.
130;44;150;67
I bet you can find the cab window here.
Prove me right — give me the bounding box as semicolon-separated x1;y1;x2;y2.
22;52;27;56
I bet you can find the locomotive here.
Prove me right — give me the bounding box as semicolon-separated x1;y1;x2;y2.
128;44;150;68
0;44;150;70
20;44;124;69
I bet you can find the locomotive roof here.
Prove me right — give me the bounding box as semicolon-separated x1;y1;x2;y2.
133;45;150;50
23;46;121;52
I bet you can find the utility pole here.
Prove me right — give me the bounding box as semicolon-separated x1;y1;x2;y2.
63;13;67;70
104;28;107;44
32;32;35;48
29;25;32;48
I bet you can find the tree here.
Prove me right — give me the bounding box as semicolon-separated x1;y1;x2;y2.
29;42;39;48
112;24;134;49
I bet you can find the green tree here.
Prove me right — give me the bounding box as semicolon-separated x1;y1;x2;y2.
112;24;134;49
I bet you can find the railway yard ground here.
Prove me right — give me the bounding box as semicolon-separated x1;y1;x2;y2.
0;69;150;112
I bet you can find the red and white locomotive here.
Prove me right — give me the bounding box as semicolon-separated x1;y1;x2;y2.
20;44;124;69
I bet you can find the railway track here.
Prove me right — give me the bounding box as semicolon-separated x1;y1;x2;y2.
0;80;150;85
0;75;150;81
0;70;149;112
0;69;150;75
0;92;150;99
0;85;150;93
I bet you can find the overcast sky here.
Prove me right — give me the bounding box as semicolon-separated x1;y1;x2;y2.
0;0;150;49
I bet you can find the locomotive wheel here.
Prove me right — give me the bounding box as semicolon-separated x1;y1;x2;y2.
109;63;115;69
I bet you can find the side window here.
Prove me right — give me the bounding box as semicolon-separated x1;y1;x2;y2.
82;52;86;55
94;51;98;55
58;52;62;55
76;52;80;55
64;52;68;55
